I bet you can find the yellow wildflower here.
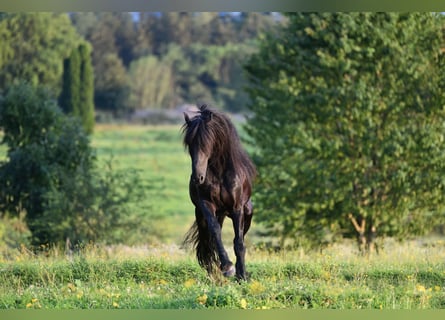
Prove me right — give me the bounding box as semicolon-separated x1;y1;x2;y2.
67;283;76;293
26;298;41;309
416;284;426;293
248;280;266;295
240;298;247;309
184;279;196;288
256;305;270;310
196;294;208;305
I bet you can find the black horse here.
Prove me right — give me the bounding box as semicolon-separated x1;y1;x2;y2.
182;105;256;280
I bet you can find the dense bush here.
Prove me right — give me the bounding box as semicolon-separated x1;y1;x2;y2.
0;83;144;247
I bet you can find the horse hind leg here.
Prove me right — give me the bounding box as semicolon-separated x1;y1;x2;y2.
243;199;253;235
229;200;253;280
231;209;248;280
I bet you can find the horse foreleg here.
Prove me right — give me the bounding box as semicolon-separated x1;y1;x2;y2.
200;200;234;277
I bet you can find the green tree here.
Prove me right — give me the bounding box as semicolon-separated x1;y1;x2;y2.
59;47;81;115
0;13;84;95
69;12;98;39
161;43;255;111
93;52;129;114
0;83;93;244
128;55;173;109
78;44;95;134
235;13;280;42
0;18;13;76
78;13;130;114
155;13;194;51
59;45;95;133
244;13;445;252
0;83;141;246
132;12;159;59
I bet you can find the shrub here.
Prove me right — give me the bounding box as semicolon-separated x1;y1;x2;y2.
0;83;143;247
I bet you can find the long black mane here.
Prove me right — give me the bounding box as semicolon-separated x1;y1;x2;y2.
182;105;256;182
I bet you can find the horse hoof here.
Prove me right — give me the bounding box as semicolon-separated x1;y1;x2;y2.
222;265;236;277
236;273;249;282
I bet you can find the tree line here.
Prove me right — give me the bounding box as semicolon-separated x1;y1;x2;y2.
0;12;281;117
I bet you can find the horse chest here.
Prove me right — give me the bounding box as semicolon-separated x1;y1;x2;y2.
190;180;233;210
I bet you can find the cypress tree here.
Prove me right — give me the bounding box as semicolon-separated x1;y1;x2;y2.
59;44;95;134
59;48;80;115
78;44;95;134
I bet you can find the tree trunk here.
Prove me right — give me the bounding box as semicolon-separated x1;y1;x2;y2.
348;214;378;256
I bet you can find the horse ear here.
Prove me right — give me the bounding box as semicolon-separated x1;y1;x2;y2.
184;112;191;124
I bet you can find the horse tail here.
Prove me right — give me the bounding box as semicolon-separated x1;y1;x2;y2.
183;220;219;276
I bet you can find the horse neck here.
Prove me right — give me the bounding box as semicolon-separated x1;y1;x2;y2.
208;147;233;177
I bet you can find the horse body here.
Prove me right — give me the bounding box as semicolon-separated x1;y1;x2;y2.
182;105;256;280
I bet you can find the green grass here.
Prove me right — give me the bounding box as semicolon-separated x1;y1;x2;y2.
91;124;195;244
1;241;445;309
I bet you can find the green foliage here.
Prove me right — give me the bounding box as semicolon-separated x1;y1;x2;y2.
128;55;173;109
39;161;148;245
126;41;256;111
0;83;93;244
93;52;129;113
69;12;281;114
78;44;95;133
59;47;81;114
1;12;281;114
0;213;31;250
0;13;84;95
60;44;95;134
163;43;255;111
245;13;445;248
0;83;142;246
0;19;13;73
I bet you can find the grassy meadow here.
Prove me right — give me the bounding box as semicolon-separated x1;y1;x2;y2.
91;124;195;244
1;124;445;309
1;241;445;309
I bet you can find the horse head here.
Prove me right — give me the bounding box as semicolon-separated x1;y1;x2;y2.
183;106;213;185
